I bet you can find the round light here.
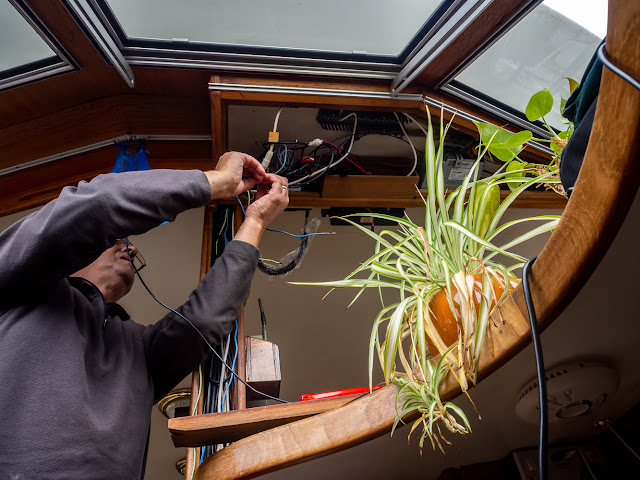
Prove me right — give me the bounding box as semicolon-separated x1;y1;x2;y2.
515;361;618;424
556;400;592;419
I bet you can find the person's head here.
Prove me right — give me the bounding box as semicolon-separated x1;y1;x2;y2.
71;239;140;303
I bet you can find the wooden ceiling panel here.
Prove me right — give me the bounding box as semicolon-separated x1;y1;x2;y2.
0;96;127;170
0;140;213;216
0;94;211;171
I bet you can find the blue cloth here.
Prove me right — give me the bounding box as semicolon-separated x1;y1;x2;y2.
112;141;150;173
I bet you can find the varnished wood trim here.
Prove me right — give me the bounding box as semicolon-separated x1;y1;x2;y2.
0;141;213;217
210;75;227;164
170;394;360;447
414;0;536;89
214;189;567;209
0;95;210;171
185;367;204;479
234;206;247;410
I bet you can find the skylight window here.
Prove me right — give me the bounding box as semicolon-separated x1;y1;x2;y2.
105;0;440;57
79;0;455;78
1;1;76;91
444;0;607;131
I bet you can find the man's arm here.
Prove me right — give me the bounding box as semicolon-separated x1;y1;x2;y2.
143;173;289;403
0;170;211;303
0;151;266;305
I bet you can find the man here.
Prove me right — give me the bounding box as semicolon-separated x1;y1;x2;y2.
0;152;288;479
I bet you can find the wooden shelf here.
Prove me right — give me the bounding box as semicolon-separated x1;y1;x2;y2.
169;394;358;448
216;189;567;209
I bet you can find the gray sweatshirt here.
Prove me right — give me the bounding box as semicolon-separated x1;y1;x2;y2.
0;170;258;479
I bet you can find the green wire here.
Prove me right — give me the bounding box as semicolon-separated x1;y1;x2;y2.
215;209;229;257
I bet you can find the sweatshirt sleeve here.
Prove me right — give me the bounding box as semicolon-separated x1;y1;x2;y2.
143;240;259;404
0;170;211;303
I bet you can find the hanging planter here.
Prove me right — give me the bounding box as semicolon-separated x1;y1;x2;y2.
294;107;561;453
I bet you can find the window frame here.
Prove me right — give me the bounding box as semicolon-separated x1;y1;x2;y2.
1;0;78;92
439;0;605;138
66;0;471;80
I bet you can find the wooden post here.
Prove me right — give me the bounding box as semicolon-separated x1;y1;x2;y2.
234;204;247;410
185;206;215;478
210;75;227;165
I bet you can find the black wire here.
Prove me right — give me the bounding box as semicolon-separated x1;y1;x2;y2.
123;239;289;404
598;43;640;91
522;256;547;480
288;148;336;185
257;210;311;275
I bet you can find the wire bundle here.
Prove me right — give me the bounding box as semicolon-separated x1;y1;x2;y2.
256;109;424;187
200;319;238;460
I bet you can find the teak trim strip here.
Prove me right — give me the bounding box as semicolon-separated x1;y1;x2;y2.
170;394;359;448
194;1;640;479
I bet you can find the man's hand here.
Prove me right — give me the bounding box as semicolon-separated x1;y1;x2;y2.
204;152;265;200
235;173;289;248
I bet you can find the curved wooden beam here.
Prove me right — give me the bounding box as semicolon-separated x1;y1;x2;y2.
196;2;640;478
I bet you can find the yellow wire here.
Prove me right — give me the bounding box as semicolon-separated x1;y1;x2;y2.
189;364;203;479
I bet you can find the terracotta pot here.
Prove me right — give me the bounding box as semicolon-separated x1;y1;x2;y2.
427;272;518;350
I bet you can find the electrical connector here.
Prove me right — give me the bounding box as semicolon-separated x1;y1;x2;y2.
262;149;274;169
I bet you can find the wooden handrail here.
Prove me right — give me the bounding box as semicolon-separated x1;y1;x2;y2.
170;394;359;447
196;2;640;477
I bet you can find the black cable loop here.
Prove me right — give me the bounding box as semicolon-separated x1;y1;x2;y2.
598;43;640;91
522;256;548;480
258;209;311;276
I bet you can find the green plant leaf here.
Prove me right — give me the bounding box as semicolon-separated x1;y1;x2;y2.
472;181;501;239
488;130;533;150
525;88;553;121
505;159;526;192
382;297;412;382
473;122;524;162
564;77;579;95
474;122;511;146
560;96;567;114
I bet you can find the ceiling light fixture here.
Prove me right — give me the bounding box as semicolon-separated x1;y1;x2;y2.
515;360;618;423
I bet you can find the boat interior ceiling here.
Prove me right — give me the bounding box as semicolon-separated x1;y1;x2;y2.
1;1;639;480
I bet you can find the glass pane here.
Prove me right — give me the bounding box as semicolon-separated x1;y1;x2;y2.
0;1;57;72
454;0;607;130
105;0;442;57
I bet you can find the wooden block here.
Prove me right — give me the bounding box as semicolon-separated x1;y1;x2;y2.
322;174;419;199
246;337;281;401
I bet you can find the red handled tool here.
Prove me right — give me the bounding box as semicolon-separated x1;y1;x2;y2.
300;385;383;401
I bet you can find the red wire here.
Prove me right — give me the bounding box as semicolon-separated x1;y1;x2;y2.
366;208;375;227
322;141;371;175
346;157;371;175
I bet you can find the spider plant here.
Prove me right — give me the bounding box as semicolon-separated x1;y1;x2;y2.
293;107;561;453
